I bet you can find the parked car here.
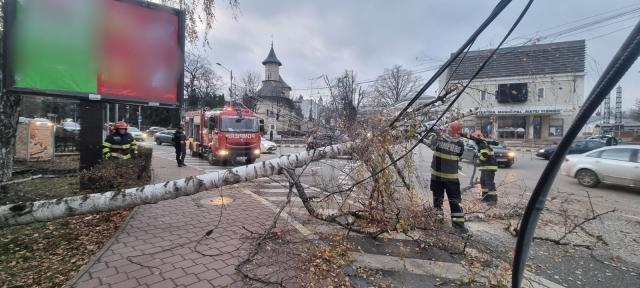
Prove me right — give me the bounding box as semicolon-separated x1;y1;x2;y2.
59;121;81;133
154;130;176;145
536;140;606;160
587;135;622;146
462;141;515;168
127;127;146;142
561;145;640;188
260;139;278;153
306;131;349;150
146;126;167;136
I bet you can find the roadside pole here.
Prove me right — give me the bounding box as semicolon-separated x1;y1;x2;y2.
78;101;104;174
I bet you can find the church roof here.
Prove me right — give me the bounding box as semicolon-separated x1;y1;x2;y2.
262;45;282;66
257;80;291;98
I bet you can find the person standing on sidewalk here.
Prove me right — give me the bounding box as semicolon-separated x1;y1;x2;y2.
172;126;187;167
476;139;498;204
426;121;467;233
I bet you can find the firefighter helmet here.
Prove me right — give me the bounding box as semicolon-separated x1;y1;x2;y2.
114;121;128;129
448;121;461;136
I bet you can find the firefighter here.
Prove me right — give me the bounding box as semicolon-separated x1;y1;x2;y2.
172;126;187;167
427;121;467;233
476;137;498;204
102;121;137;160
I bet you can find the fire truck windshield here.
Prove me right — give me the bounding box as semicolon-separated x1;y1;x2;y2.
220;116;258;132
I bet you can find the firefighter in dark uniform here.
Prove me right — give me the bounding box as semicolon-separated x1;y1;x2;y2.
477;140;498;204
172;126;187;167
102;121;137;160
427;121;467;232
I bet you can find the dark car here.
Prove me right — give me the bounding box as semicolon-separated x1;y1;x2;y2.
462;141;515;168
146;126;167;136
306;131;348;150
154;130;176;145
536;139;606;160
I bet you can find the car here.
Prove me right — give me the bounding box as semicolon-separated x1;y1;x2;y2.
561;145;640;188
536;140;606;160
59;121;81;133
127;127;147;142
32;118;53;126
146;126;167;136
154;130;176;145
461;141;515;168
260;139;278;153
306;131;349;150
587;135;622;146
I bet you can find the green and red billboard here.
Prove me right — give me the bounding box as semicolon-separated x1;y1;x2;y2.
3;0;185;107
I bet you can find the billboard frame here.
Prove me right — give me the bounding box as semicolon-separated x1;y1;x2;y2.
2;0;186;108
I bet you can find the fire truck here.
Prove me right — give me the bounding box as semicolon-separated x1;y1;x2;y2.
183;106;261;165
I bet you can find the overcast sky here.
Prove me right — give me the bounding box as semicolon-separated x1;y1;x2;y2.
201;0;640;108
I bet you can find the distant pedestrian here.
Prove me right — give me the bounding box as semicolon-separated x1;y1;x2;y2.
172;126;187;167
269;130;274;141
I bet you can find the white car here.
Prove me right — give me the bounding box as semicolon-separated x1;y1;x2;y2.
260;139;278;153
561;145;640;188
127;127;147;142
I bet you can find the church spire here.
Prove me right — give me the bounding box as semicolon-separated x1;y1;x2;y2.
262;43;282;66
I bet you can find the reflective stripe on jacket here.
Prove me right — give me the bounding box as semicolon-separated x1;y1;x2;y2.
429;134;464;180
476;142;497;171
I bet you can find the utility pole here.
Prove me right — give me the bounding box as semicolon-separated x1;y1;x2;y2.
603;93;611;124
216;62;234;103
614;86;622;124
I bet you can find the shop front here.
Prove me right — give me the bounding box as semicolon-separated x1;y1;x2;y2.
475;106;572;143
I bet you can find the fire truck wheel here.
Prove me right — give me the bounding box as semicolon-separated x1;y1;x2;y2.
246;157;256;165
207;153;217;165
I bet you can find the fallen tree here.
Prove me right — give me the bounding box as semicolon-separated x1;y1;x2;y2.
0;143;351;227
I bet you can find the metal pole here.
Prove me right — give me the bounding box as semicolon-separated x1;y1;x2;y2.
138;105;142;130
114;104;119;122
230;69;234;102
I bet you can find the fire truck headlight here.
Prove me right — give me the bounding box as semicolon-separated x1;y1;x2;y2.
218;149;229;156
253;149;261;155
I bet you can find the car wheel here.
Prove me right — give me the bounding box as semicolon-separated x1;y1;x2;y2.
207;152;217;165
576;169;600;188
155;139;162;145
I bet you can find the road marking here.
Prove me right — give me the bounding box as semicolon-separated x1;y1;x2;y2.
239;188;315;238
350;252;466;279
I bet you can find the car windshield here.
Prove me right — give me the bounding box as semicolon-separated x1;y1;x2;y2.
220;116;258;132
128;127;140;132
62;122;80;129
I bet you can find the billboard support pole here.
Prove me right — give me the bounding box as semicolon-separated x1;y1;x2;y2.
79;101;104;185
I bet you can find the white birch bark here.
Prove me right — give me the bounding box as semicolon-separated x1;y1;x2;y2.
0;143;351;227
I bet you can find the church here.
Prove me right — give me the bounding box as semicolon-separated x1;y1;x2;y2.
252;44;302;139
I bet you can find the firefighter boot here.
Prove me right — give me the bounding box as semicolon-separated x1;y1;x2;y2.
451;221;469;234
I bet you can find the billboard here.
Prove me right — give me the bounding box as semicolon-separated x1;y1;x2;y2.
3;0;185;107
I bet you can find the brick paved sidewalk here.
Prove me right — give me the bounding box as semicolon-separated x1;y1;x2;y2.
72;187;301;288
70;155;303;287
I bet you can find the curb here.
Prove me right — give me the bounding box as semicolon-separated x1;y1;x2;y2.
279;144;306;148
64;207;139;288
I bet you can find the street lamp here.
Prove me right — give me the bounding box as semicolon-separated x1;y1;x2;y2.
216;62;234;102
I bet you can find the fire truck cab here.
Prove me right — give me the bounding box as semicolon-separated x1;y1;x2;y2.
184;106;261;165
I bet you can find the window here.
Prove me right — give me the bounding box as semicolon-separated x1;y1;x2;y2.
497;83;528;103
481;90;486;101
548;119;563;137
600;148;633;162
537;87;545;100
586;150;602;158
586;141;605;150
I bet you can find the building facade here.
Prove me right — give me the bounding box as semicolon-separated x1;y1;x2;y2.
253;44;301;138
440;40;585;144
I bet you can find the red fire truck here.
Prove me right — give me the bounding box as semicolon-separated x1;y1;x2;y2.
184;106;261;165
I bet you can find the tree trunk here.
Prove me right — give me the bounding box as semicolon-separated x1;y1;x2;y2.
0;93;21;182
0;143;351;227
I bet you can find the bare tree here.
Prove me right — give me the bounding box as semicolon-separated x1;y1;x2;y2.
184;52;224;109
324;70;362;128
237;71;262;109
373;65;420;107
632;98;640;122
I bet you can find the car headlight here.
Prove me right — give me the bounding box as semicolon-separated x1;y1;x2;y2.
507;152;515;157
218;149;229;156
538;149;545;153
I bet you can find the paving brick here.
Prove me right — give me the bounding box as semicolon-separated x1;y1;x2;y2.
163;268;186;279
174;274;199;286
174;259;196;269
111;279;139;288
186;280;215;288
204;260;228;270
74;277;101;288
138;273;164;285
210;275;234;286
184;264;208;274
127;267;152;279
196;269;221;281
92;267;118;278
100;272;128;285
149;279;177;288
